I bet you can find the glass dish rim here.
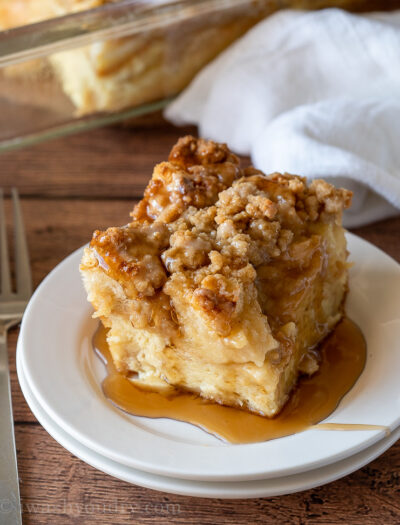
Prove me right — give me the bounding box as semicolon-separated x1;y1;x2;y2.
0;0;272;67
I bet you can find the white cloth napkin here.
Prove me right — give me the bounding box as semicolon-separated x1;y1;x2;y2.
165;9;400;228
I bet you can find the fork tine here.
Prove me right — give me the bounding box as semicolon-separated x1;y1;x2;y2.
0;188;12;297
12;188;32;298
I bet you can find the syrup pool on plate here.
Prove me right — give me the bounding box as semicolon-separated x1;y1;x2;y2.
92;318;385;444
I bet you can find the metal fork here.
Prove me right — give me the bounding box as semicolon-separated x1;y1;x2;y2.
0;188;32;525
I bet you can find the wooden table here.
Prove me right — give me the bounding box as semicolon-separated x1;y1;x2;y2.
1;116;399;524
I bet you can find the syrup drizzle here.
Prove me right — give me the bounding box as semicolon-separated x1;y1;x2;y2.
92;318;389;443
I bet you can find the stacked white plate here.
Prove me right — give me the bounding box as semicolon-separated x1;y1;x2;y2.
17;233;400;498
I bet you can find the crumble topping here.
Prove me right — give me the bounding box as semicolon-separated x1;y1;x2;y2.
131;136;242;224
84;136;352;339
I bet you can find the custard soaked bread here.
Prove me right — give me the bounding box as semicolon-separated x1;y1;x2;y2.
81;137;352;417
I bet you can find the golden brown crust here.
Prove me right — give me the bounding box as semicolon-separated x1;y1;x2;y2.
89;223;169;298
168;135;240;169
131;136;242;224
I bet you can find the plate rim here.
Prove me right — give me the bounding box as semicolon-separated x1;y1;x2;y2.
17;232;400;481
17;351;400;499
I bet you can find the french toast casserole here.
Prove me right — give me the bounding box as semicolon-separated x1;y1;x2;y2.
81;136;352;417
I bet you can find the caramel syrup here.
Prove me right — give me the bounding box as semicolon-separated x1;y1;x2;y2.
92;318;386;444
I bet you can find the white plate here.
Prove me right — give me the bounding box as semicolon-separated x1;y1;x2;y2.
17;233;400;482
17;352;400;499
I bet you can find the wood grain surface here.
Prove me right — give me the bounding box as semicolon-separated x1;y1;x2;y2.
1;115;399;524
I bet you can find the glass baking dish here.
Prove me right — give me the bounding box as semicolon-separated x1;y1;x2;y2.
0;0;397;152
0;0;285;152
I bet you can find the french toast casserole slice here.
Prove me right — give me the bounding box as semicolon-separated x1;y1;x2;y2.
81;136;352;417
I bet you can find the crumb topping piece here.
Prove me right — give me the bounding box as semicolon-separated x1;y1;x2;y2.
131;136;242;224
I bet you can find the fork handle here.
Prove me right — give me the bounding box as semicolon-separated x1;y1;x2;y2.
0;328;22;525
